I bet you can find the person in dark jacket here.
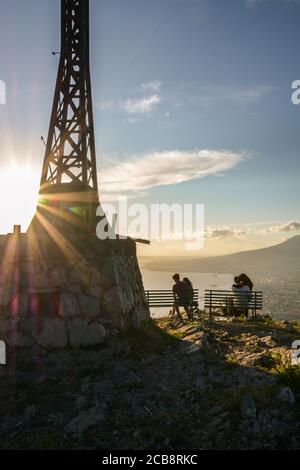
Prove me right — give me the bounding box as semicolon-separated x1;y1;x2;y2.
238;273;253;291
183;277;194;302
172;274;192;321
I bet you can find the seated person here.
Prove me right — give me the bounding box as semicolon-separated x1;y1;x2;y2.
238;273;254;291
172;273;192;321
231;275;251;317
183;277;194;302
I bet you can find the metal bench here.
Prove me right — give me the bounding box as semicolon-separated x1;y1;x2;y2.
204;289;263;322
145;289;199;313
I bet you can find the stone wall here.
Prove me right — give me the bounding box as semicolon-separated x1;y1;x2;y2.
0;233;150;348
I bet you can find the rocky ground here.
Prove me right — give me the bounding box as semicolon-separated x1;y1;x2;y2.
0;313;299;450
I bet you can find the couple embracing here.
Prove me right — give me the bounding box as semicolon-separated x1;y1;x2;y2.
171;273;194;322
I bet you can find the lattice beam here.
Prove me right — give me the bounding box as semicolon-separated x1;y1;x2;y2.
40;0;98;191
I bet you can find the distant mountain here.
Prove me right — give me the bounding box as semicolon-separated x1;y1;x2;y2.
142;235;300;275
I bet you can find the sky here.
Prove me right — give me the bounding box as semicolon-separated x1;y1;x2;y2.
0;0;300;256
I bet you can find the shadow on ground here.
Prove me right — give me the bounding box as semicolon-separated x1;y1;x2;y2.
0;316;299;450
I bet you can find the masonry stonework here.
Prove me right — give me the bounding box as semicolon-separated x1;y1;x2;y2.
0;233;150;349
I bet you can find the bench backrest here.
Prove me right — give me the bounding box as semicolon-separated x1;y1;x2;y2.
204;289;263;310
145;289;199;307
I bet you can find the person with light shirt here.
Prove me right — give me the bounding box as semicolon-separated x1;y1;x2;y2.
231;275;252;317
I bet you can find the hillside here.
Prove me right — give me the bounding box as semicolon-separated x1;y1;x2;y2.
142;235;300;275
0;315;299;450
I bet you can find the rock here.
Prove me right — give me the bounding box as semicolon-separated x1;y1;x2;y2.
259;336;276;348
286;324;295;333
59;293;81;317
250;419;260;434
0;321;35;347
256;352;276;369
278;387;295;405
31;318;68;348
49;267;68;286
207;415;227;432
100;259;117;284
20;261;41;274
68;284;82;293
239;418;260;435
18;317;38;335
14;332;35;348
24;405;36;421
258;410;271;426
68;268;90;287
202;333;211;350
78;294;101;319
240;394;256;419
47;413;64;426
0;284;14;306
208;405;224;417
184;342;201;354
223;420;231;433
133;429;141;439
195;376;206;387
67;318;106;347
76;395;87;409
86;285;104;298
0;318;13;337
30;271;50;288
65;404;107;436
12;293;29;317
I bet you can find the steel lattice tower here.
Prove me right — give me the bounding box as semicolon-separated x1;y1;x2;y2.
29;0;101;234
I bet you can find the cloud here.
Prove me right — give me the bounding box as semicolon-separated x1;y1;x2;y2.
267;221;300;233
190;85;275;106
244;0;268;6
99;149;245;199
141;81;162;93
120;94;161;115
98;100;115;111
226;86;275;102
245;0;300;7
205;227;247;239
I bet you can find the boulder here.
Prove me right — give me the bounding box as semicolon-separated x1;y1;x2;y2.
49;267;68;286
78;294;101;319
31;318;68;348
240;394;256;419
29;271;50;289
66;317;106;347
278;386;295;405
0;284;14;306
65;404;107;436
59;293;81;317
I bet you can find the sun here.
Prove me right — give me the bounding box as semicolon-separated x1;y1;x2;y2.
0;164;40;235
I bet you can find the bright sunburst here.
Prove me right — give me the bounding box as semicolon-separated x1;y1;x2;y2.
0;164;40;235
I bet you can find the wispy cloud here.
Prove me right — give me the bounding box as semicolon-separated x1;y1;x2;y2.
267;221;300;233
98;82;273;116
205;227;247;239
98;99;115;111
99;149;245;199
226;86;275;102
245;0;269;7
120;94;161;115
141;80;162;93
245;0;300;7
189;85;275;106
